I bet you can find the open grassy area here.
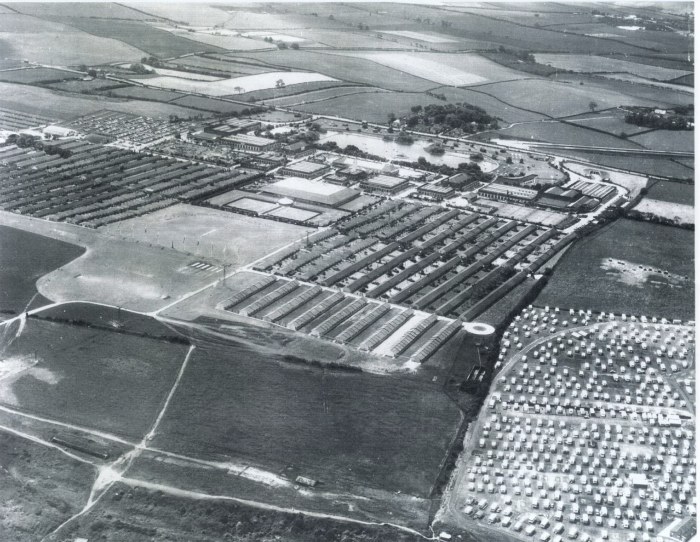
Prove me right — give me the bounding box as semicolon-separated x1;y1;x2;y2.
536;219;694;321
646;180;694;205
554;149;693;179
534;54;691;81
100;204;312;268
152;335;462;497
235;50;437;91
0;318;188;440
0;226;84;314
0;67;80;85
629;129;694;153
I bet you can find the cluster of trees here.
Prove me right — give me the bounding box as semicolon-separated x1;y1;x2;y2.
128;63;153;74
403;103;498;132
624;108;693;130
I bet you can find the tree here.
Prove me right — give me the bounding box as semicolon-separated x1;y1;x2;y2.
277;42;288;49
275;79;286;88
290;42;299;50
589;101;598;112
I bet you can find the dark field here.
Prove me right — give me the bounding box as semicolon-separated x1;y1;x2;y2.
0;67;81;85
56;18;224;58
0;226;84;314
553;149;694;179
0;319;188;440
168;95;251;114
536;219;694;321
646;180;695;205
46;79;129;93
103;85;184;103
152;335;462;497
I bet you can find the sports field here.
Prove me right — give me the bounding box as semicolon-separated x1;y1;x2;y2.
100;204;312;268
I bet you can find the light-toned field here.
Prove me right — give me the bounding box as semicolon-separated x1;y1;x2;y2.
565;111;649;136
138;71;336;96
630;129;694;153
0;14;145;65
100;204;312;268
535;54;691;81
150;24;275;51
633;198;694;224
330;51;529;86
597;72;693;92
128;2;231;26
242;31;306;43
141;64;222;81
382;30;459;43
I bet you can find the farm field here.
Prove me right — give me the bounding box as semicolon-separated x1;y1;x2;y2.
100;204;312;268
0;14;145;65
54;17;224;58
234;80;346;102
235;50;438;91
11;2;151;20
382;30;459;43
565;111;649;136
269;86;388;106
534;54;692;81
556;149;694;179
136;71;336;96
101;85;185;103
327;51;531;86
646;180;695;205
629;129;694;153
0;67;80;85
46;78;130;93
167;94;251;114
473;79;662;117
170;55;273;76
151;25;276;51
0;82;205;121
151;336;463;497
536;218;694;320
633;198;694;225
436;86;548;124
287;28;411;50
0;318;187;439
0;226;84;314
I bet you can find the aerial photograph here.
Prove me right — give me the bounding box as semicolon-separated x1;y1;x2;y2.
0;1;694;541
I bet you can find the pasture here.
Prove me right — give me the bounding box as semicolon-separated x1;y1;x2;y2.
535;54;691;81
171;55;273;76
565;110;649;136
536;219;694;321
630;129;694;153
168;95;251;114
151;336;463;497
382;30;459;43
0;318;188;439
100;204;312;268
0;226;84;314
557;150;693;180
102;85;184;103
331;51;531;87
633;199;694;225
646;180;694;205
0;14;145;65
0;67;80;85
57;18;224;58
0;82;206;121
475;79;661;117
152;26;275;51
137;71;336;96
270;86;388;107
235;50;437;91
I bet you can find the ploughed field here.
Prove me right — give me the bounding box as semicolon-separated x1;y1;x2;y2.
0;225;84;314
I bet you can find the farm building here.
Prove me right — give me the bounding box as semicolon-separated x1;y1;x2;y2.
361;174;410;195
222;134;278;152
280;160;330;179
480;183;538;203
264;177;359;207
417;183;455;200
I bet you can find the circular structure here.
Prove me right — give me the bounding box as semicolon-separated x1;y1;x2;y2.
278;197;294;206
464;322;496;336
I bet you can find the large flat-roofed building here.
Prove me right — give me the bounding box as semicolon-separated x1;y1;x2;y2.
280;160;330;179
222;134;278;152
479;183;538;203
264;177;359;207
417;183;455;200
361;174;410;195
206;118;261;135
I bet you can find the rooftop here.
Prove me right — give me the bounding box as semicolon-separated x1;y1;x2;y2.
284;160;328;174
223;134;276;147
364;174;408;189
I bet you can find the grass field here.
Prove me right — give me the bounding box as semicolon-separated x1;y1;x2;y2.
152;336;462;497
633;199;694;225
235;50;437;91
535;54;691;81
152;26;276;51
0;14;145;65
0;226;84;314
556;149;693;179
0;318;187;439
12;2;152;20
536;219;694;320
328;51;531;86
100;204;312;268
0;82;206;121
137;71;336;97
0;67;81;85
46;79;129;93
565;110;649;136
168;94;251;114
102;85;184;103
171;55;273;76
646;180;694;205
629;129;694;153
56;17;224;58
475;79;662;117
270;85;387;106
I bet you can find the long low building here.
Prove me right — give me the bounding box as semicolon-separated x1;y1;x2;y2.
222;133;278;152
361;174;411;195
479;183;539;202
280;160;330;179
264;176;359;207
